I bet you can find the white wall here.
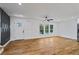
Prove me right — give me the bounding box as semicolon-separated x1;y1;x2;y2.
10;17;77;41
10;17;58;41
57;19;77;40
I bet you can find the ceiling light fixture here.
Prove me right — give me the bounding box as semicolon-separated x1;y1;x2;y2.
44;16;54;21
14;14;24;18
18;3;22;5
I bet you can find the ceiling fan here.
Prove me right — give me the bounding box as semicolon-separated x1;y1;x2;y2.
44;16;54;21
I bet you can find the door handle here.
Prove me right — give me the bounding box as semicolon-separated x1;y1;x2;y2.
22;30;24;33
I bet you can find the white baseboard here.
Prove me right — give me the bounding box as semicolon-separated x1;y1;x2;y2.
0;40;11;47
0;47;4;54
0;40;11;54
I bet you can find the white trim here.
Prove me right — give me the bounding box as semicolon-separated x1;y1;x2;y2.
0;39;11;54
0;47;4;54
0;39;11;47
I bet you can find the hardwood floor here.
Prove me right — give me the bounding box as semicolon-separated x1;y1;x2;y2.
2;36;79;55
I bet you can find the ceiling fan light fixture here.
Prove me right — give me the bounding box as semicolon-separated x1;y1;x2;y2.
44;16;54;21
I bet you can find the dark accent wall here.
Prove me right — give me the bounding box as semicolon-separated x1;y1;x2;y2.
77;24;79;41
0;9;1;44
0;8;10;45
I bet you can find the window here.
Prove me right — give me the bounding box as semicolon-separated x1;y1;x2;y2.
40;24;44;34
45;25;49;34
50;25;53;33
40;24;53;34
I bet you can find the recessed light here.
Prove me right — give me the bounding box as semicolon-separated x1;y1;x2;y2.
18;3;22;5
14;14;24;18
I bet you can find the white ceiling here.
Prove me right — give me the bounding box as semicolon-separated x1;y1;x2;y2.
0;3;79;21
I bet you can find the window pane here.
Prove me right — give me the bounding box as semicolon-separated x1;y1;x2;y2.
40;24;43;30
40;24;44;34
45;25;49;33
50;29;53;32
50;25;53;33
40;30;44;34
50;25;53;29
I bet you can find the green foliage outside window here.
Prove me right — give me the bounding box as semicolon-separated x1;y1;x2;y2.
40;24;53;34
50;25;53;33
45;25;49;34
40;24;44;34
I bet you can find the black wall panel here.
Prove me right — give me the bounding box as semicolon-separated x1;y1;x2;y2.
77;24;79;41
0;8;10;45
0;9;1;44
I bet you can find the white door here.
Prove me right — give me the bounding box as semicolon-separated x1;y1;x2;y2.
14;19;26;39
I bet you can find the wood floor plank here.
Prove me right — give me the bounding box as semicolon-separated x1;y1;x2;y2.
2;36;79;55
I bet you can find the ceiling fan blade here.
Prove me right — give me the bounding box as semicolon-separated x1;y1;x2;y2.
47;19;53;21
49;19;53;20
